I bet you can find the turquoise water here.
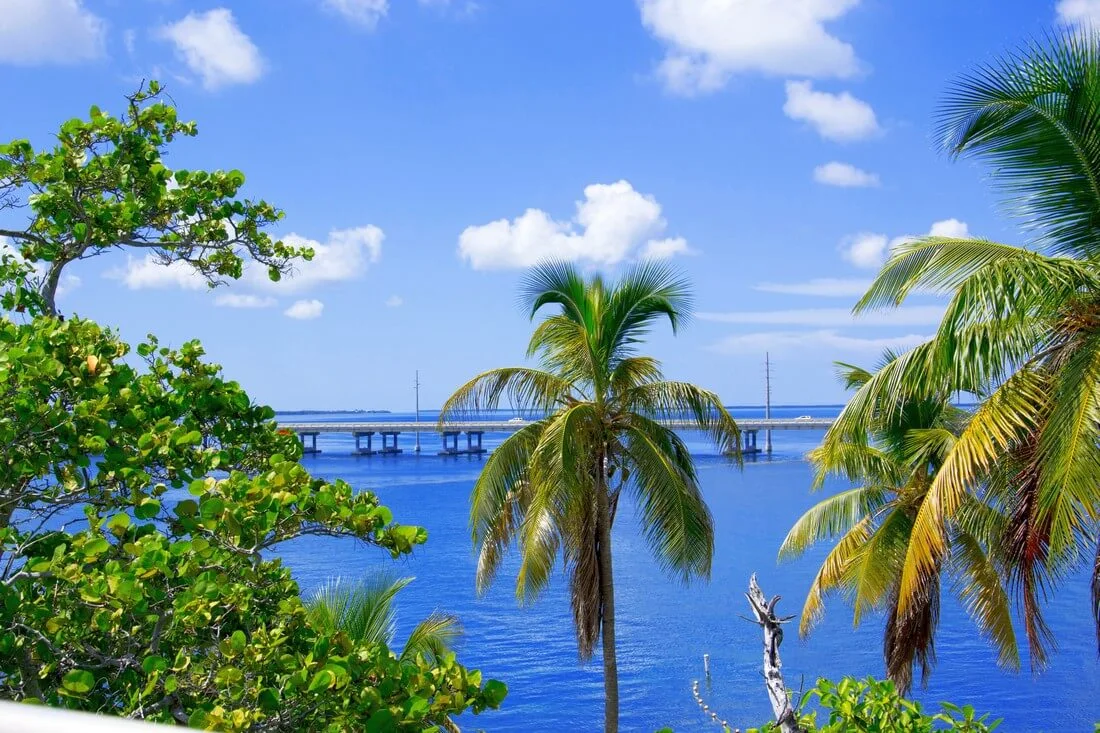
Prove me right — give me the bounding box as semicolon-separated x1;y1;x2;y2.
276;408;1100;732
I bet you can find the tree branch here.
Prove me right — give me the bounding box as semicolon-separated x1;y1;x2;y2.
746;574;805;733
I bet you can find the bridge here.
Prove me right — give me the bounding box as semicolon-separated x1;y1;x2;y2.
278;418;835;456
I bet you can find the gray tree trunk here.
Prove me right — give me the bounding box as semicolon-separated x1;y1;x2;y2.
746;574;805;733
597;481;619;733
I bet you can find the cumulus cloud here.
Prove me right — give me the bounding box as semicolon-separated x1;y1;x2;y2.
699;305;944;327
158;9;264;90
842;219;970;270
843;232;890;269
215;293;276;308
1057;0;1100;27
112;256;207;291
710;329;930;355
784;81;880;141
813;161;880;187
0;0;104;65
754;278;872;297
385;295;404;307
638;0;862;95
285;299;324;320
256;226;384;292
458;181;688;270
641;237;692;260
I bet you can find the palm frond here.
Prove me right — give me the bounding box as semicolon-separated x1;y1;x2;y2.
936;32;1100;257
599;261;691;361
623;414;713;581
439;367;572;421
1035;331;1100;565
470;421;545;593
778;486;889;561
799;518;873;637
897;368;1048;618
949;529;1021;672
401;611;463;664
624;380;741;459
305;574;412;648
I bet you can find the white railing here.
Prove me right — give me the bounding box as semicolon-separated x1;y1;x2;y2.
0;702;174;731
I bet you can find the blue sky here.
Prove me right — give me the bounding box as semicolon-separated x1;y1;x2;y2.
0;0;1086;409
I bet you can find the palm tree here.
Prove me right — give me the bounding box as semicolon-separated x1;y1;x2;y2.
440;261;740;733
849;32;1100;666
305;574;461;664
779;356;1018;693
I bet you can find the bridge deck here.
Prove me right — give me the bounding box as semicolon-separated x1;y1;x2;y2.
280;418;834;433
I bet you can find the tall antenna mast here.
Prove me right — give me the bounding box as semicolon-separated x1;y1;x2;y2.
414;370;421;453
764;352;773;454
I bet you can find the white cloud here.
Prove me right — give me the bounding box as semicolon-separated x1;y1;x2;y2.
0;0;105;65
158;9;264;90
638;0;862;95
285;299;324;320
111;256;207;291
698;305;944;327
458;181;688;270
842;232;890;269
784;81;880;141
215;293;276;308
928;218;970;238
641;237;692;259
1057;0;1100;27
710;329;930;355
754;278;872;297
385;295;404;307
813;161;880;188
324;0;389;28
842;219;970;270
255;226;384;292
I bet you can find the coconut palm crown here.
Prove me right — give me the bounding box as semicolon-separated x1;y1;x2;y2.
851;32;1100;667
439;260;740;733
780;356;1019;694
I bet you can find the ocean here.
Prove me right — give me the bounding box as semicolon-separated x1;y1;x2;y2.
275;407;1100;732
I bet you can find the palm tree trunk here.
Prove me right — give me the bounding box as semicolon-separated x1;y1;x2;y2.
596;479;619;733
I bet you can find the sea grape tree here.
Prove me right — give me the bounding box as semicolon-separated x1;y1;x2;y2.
0;81;310;315
0;313;505;729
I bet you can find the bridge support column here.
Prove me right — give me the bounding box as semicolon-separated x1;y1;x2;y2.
743;429;759;455
466;431;486;455
354;431;376;456
299;432;320;456
380;431;403;454
439;431;461;456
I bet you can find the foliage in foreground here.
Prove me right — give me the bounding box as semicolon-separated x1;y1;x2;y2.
780;357;1017;693
0;81;311;316
850;31;1100;668
0;314;504;730
748;677;1001;733
440;260;741;732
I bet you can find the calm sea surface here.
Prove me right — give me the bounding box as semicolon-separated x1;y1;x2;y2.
274;407;1100;732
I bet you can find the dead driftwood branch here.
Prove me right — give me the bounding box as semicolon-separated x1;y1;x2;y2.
745;574;805;733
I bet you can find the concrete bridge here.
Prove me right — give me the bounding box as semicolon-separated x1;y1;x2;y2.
278;418;835;457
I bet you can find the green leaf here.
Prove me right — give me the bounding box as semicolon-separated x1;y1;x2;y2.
61;669;95;695
307;669;335;693
142;655;168;674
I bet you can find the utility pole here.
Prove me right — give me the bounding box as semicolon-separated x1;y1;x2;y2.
414;370;421;453
764;352;773;454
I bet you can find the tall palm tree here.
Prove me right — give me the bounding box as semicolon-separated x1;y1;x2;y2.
779;356;1018;693
849;32;1100;666
440;261;741;733
305;574;461;664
